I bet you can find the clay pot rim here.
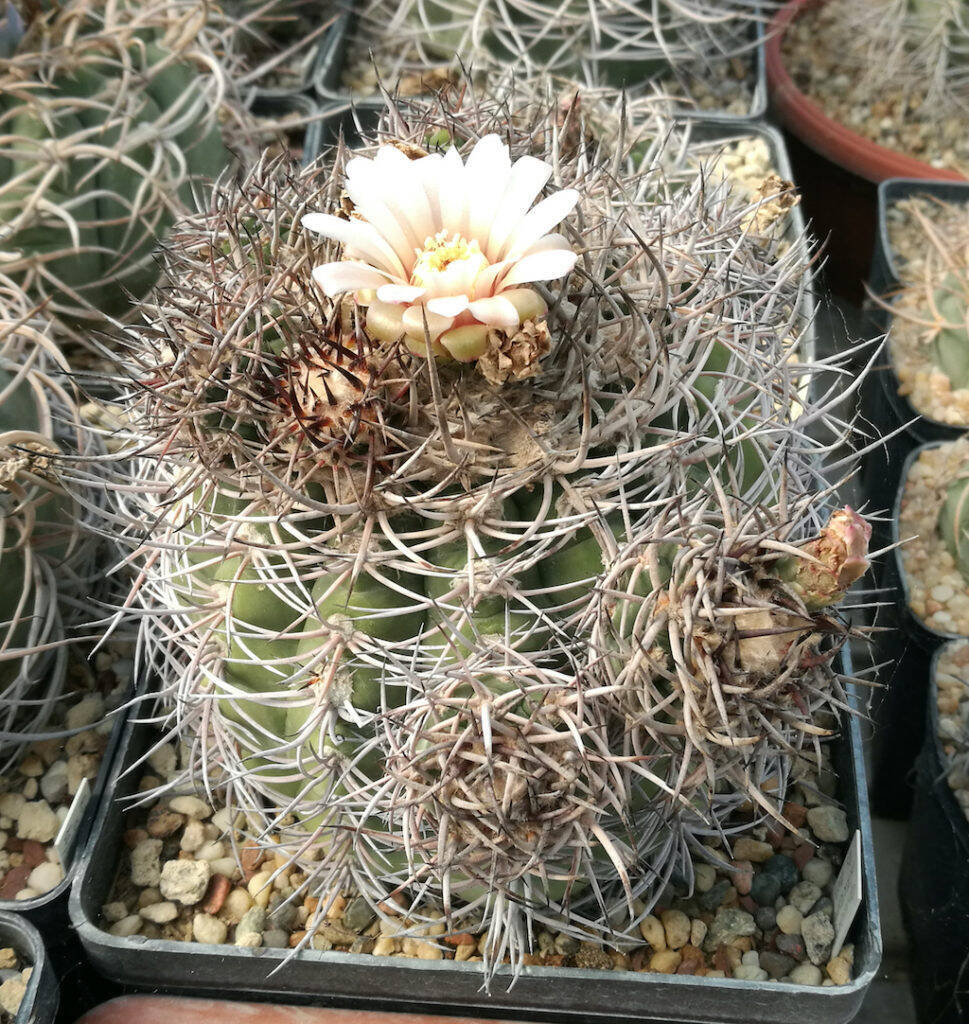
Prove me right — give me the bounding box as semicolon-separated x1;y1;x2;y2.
765;0;968;185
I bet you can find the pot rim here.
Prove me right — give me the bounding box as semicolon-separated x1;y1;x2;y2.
766;0;969;185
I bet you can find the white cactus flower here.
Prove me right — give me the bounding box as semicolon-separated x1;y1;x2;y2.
302;134;578;363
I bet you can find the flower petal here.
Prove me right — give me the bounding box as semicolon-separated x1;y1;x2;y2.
402;304;454;343
375;147;436;249
427;295;470;318
377;283;427;304
465;134;513;249
486;155;552;260
301;212;406;280
500;249;577;288
468;295;521;328
414;152;445;229
312;261;390;296
345;158;422;268
438;146;469;237
501;190;579;260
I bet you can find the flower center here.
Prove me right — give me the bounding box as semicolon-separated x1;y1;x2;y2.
411;230;487;287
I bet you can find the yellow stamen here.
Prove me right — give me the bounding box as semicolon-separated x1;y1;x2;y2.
412;230;486;287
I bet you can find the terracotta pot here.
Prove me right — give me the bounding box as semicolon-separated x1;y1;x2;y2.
74;996;521;1024
766;0;968;185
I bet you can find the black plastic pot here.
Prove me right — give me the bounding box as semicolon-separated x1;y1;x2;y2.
874;179;969;293
0;688;131;952
248;92;326;170
869;441;965;819
70;654;880;1024
309;7;768;123
0;911;59;1024
860;180;969;556
899;643;969;1024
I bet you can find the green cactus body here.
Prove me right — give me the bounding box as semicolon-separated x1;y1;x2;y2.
140;42;232;192
425;521;545;659
932;271;969;390
3;98;106;307
940;472;969;581
296;566;425;714
0;27;235;325
70;65;172;308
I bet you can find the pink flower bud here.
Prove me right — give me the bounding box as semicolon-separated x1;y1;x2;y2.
789;507;871;610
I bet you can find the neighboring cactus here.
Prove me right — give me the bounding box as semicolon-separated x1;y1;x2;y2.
354;0;769;104
931;270;969;390
0;280;102;765
0;0;247;340
940;469;969;581
100;78;857;975
205;0;334;99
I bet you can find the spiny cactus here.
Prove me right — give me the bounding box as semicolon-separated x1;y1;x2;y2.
350;0;769;105
823;0;969;119
204;0;334;99
593;490;871;818
97;77;864;977
0;0;250;342
0;279;102;765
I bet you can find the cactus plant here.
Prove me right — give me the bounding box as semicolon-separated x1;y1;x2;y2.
876;197;969;425
0;0;249;342
940;467;969;582
0;279;103;766
348;0;769;106
100;79;866;974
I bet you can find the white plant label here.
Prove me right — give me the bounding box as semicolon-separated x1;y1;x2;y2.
55;776;91;869
831;829;863;958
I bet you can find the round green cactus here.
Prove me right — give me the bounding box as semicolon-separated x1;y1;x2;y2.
0;0;239;335
940;470;969;581
0;282;102;761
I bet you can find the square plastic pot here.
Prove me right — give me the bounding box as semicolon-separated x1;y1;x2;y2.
69;654;880;1024
899;643;969;1024
859;180;969;559
0;684;132;939
0;911;59;1024
869;440;965;818
308;7;768;123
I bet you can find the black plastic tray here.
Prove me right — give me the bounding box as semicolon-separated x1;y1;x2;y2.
248;92;326;170
0;911;59;1024
869;440;965;818
0;687;132;939
899;643;969;1024
309;6;768;123
859;181;969;557
69;652;880;1024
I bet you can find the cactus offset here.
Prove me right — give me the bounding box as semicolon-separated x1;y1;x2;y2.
932;270;969;389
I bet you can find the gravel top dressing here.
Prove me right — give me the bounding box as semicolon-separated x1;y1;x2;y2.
0;643;130;904
781;0;969;175
899;440;969;637
98;729;858;988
